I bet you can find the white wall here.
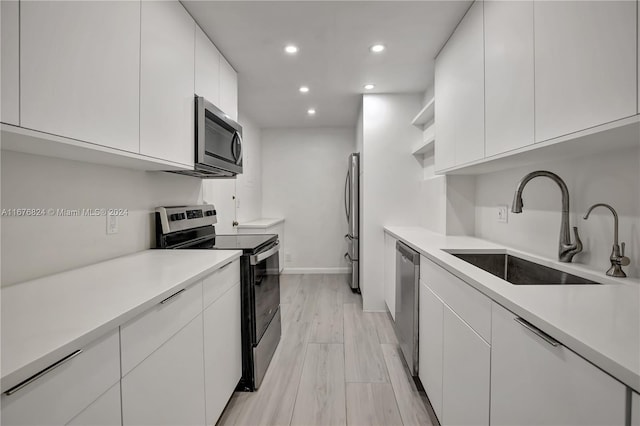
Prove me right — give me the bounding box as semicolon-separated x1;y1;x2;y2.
1;151;202;285
361;93;427;311
261;127;354;273
475;145;640;278
235;112;262;223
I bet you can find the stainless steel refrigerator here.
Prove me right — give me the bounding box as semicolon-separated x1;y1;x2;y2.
344;153;360;292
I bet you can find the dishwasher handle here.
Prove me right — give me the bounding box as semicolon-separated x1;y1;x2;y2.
396;241;420;264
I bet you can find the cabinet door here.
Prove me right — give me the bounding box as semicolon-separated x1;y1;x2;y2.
534;1;636;142
66;384;121;426
122;315;206;426
418;282;444;421
20;1;140;151
1;331;120;426
384;234;396;319
491;303;626;425
203;283;242;425
434;0;484;170
451;0;484;166
219;56;238;121
140;1;195;166
1;0;19;125
434;40;456;171
442;306;490;426
484;0;534;157
195;26;221;106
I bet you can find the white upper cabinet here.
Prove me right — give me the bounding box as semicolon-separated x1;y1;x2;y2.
491;302;627;426
434;40;456;171
434;0;484;171
20;1;140;152
140;1;195;167
219;56;239;121
1;0;19;126
484;0;534;157
195;26;221;106
534;0;637;142
637;0;640;114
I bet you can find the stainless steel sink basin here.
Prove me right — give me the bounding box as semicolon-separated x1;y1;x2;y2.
449;252;600;285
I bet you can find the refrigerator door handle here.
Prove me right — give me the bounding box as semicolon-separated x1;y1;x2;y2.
344;252;353;262
344;169;350;222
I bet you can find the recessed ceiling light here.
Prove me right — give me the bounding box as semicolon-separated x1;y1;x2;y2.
284;44;299;54
370;44;385;53
307;108;316;116
299;86;310;93
364;84;375;90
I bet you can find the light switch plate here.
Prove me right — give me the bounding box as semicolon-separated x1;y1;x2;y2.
497;205;508;223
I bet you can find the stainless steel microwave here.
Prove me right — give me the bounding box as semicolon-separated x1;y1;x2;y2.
170;96;243;178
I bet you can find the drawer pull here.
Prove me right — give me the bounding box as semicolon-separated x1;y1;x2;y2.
4;350;83;396
160;288;186;304
515;317;559;347
219;261;233;270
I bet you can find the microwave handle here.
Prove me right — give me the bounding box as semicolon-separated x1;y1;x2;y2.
232;132;243;165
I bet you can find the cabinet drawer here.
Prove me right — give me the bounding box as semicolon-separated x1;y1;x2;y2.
1;330;120;426
121;281;202;376
203;259;240;309
420;256;491;342
491;302;626;425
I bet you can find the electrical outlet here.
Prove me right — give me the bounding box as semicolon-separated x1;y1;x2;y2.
285;252;292;262
497;205;508;223
107;213;119;234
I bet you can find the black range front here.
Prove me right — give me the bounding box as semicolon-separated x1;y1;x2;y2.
155;206;281;391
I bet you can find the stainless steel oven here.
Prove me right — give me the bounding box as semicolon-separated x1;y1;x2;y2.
154;205;281;391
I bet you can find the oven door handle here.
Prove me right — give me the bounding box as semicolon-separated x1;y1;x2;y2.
250;242;280;265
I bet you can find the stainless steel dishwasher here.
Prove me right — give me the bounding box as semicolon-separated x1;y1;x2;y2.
395;241;420;377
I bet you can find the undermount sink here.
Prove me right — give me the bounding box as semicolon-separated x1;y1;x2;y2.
449;252;601;285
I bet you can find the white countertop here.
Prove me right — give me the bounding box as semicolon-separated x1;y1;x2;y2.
1;249;242;392
384;226;640;393
236;218;284;228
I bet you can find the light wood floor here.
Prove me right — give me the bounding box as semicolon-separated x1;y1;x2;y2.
217;274;435;426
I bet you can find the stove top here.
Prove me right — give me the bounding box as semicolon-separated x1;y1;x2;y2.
188;233;277;253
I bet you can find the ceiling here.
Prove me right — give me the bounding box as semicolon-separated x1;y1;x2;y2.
182;1;472;128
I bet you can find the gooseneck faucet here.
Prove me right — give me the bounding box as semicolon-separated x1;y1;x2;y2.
583;203;630;277
511;170;583;262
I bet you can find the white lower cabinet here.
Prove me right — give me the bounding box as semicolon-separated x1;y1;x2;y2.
203;282;242;425
67;383;121;426
490;302;627;425
442;306;490;426
632;391;640;426
121;315;206;426
384;233;397;319
418;282;444;420
1;330;120;426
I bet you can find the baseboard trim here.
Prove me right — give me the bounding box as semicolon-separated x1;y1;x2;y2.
282;267;350;275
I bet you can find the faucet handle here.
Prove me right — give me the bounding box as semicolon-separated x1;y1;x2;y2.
620;242;631;266
572;226;583;252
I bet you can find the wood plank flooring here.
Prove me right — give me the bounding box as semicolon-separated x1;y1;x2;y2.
217;274;434;426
